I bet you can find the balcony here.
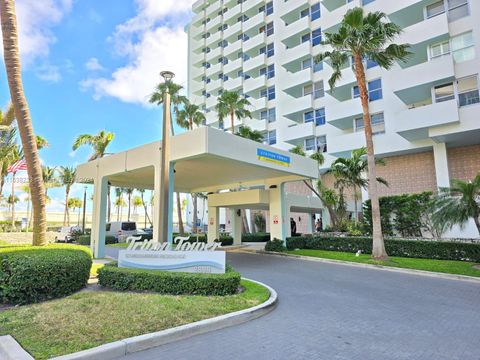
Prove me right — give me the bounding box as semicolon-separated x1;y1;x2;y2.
224;3;241;23
279;0;307;18
248;97;267;112
397;13;449;46
322;0;359;31
244;54;267;74
244;76;267;95
205;1;221;17
205;46;222;62
327;98;363;130
205;62;222;77
191;11;205;27
283;122;316;143
283;68;312;97
281;15;309;41
224;22;242;42
243;12;265;34
283;95;313;121
192;0;204;14
205;15;222;32
223;57;242;75
205;31;222;47
243;0;263;14
395;100;460;141
224;39;241;58
206;78;222;93
224;77;243;91
393;55;455;104
281;41;310;67
244;32;266;53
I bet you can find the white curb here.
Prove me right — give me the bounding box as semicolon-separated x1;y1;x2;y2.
49;278;277;360
0;335;34;360
259;250;480;284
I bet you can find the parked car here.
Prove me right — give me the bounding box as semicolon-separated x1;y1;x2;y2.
105;221;138;240
55;226;82;243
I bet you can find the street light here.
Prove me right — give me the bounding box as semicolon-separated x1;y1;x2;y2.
159;70;175;243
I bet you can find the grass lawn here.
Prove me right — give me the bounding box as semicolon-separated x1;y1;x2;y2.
107;242;129;248
0;280;269;359
288;249;480;277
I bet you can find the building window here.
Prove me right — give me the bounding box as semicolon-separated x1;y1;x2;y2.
218;40;228;48
434;82;455;102
457;75;480;106
266;22;274;36
261;108;276;123
304;110;314;123
303;84;313;96
238;33;249;41
353;79;383;101
265;1;273;15
354;113;385;135
315;108;326;126
301;3;321;21
260;43;274;57
313;81;324;99
261;86;276;100
425;0;469;22
312;28;322;46
302;58;323;72
430;40;450;59
317;135;327;153
260;64;275;79
362;0;375;5
451;32;475;63
266;130;276;145
305;137;316;151
301;33;311;44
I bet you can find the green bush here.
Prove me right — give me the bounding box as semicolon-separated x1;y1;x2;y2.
242;233;270;242
76;235;117;246
98;263;240;296
285;235;480;262
0;244;92;304
264;239;286;252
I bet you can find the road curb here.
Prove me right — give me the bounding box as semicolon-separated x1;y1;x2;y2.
49;278;277;360
258;250;480;284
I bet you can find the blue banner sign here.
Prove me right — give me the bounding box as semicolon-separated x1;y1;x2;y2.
257;148;291;167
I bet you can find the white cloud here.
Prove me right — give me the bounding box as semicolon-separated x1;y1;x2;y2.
34;63;62;83
85;57;105;72
81;0;194;105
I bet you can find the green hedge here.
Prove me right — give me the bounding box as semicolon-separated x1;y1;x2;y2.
0;244;92;304
98;263;240;296
285;235;480;262
265;239;286;252
242;233;270;242
76;235;117;246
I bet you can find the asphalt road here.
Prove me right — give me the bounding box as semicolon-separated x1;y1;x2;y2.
105;248;480;360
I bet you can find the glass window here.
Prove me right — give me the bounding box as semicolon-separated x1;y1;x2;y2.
368;79;382;101
266;1;273;15
267;64;275;79
354;113;385;135
267;86;275;100
312;28;322;46
122;222;136;231
301;33;310;43
300;8;309;18
457;76;479;106
426;1;445;18
268;108;276;123
305;137;316;151
451;32;475;63
315;108;326;126
313;60;323;72
311;3;321;21
303;84;313;96
362;0;375;5
366;59;378;69
304;111;314;123
267;43;274;57
430;40;450;59
317;135;327;153
448;0;469;21
434;82;455;102
267;130;276;145
302;59;312;70
266;22;274;36
314;81;324;99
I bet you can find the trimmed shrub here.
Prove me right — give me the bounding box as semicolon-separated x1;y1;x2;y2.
285;235;480;262
264;239;286;252
76;235;117;246
0;244;92;304
98;263;240;296
242;233;270;242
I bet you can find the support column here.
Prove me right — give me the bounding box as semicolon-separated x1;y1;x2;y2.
207;206;219;244
433;142;450;188
153;164;175;243
306;213;314;234
230;208;242;245
90;176;108;258
269;183;287;242
167;165;174;244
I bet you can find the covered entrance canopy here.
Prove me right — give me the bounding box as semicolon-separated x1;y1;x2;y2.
76;127;320;257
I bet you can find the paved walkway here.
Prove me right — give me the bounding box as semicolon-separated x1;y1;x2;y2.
105;247;480;360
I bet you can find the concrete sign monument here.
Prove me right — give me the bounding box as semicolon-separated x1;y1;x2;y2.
118;236;226;274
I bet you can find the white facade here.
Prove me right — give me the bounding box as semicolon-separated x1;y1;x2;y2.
187;0;480;169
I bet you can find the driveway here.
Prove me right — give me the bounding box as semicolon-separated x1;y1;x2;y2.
105;248;480;360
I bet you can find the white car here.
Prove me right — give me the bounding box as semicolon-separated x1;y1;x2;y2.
106;221;138;240
55;226;81;243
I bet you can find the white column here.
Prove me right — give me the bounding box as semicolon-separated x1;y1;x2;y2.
269;183;287;242
90;176;108;259
153;165;162;242
230;208;242;245
207;206;219;244
433;142;450;188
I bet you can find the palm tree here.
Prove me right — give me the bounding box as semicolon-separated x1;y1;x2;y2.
149;81;187;235
317;7;410;259
35;135;49;150
1;0;47;245
125;188;134;221
237;126;264;143
215;90;252;133
331;147;387;225
115;187;123;221
433;174;480;236
72;129;114;221
133;195;142;215
176;101;206;130
42;166;59;199
67;197;82;225
139;189;152;228
0;126;17;200
59;166;76;226
114;196;126;221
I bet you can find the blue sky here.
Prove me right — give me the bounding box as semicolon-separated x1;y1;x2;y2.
1;0;195;212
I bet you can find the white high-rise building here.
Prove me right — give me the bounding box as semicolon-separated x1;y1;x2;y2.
187;0;480;236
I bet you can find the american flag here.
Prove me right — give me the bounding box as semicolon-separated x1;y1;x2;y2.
7;159;28;173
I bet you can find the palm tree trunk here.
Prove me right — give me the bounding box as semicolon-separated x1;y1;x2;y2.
11;171;15;227
107;184;111;222
127;193;131;221
192;194;198;233
177;192;184;234
354;54;387;260
230;111;234;133
353;185;358;225
1;0;47;245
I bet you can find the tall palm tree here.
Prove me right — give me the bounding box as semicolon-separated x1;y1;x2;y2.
215;90;252;133
125;188;134;221
1;0;47;245
132;195;142;215
433;174;480;235
149;81;188;235
35;135;48;150
237;125;264;143
59;166;76;226
317;7;410;259
42;166;58;199
72;129;114;221
115;187;123;221
176;101;206;131
139;189;152;228
331;147;388;225
115;196;126;221
0;125;17;200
